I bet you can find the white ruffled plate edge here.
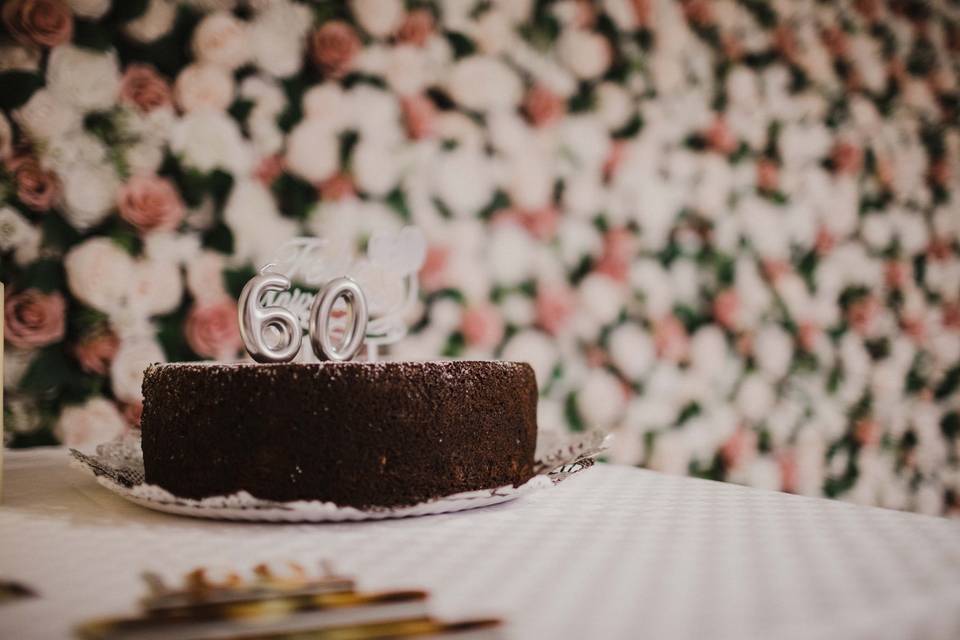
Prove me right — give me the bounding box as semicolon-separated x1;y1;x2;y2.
71;431;609;522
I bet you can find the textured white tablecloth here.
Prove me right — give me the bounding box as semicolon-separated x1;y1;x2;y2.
1;448;959;640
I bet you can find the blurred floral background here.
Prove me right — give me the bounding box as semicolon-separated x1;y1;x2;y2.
1;0;959;515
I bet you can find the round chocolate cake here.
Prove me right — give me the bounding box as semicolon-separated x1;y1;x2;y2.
140;361;538;508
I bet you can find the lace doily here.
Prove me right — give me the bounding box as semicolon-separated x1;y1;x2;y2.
70;431;608;522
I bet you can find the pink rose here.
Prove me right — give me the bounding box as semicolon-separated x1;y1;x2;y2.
317;172;356;201
712;289;741;330
185;298;242;360
461;303;505;350
721;426;758;470
397;9;434;46
2;0;72;48
595;228;634;282
310;20;361;79
831;141;863;175
705;117;737;155
492;207;559;241
654;315;689;362
254;154;285;186
814;226;836;256
8;154;59;212
523;85;565;128
778;450;797;493
419;245;449;292
756;159;779;192
536;284;576;336
4;288;66;349
847;296;880;336
798;322;821;352
116;175;185;234
74;330;119;375
884;260;911;289
401;94;437;140
854;419;881;447
603;140;628;181
631;0;654;26
122;401;143;428
119;63;172;113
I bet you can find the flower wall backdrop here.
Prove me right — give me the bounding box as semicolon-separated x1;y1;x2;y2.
1;0;959;514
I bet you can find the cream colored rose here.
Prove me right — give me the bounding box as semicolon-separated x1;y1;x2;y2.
285;118;339;183
127;259;183;318
56;398;127;452
170;110;251;175
174;63;234;112
350;0;404;38
61;163;120;230
446;55;522;112
111;337;166;403
46;45;120;111
557;29;611;80
192;11;248;70
125;0;177;43
65;237;135;314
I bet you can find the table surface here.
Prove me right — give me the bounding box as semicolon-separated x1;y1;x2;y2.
1;448;959;640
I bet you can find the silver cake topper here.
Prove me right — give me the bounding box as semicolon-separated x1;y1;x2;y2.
237;227;425;363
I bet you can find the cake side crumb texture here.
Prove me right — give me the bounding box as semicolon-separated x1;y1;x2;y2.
140;361;538;508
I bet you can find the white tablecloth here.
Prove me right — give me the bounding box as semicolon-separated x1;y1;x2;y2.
1;448;959;640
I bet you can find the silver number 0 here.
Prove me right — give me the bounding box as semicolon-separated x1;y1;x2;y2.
238;272;303;363
309;276;368;362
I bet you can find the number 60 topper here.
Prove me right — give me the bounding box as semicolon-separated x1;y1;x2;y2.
237;227;426;363
238;270;368;362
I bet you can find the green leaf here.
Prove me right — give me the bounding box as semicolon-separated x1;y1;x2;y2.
109;0;149;22
19;346;73;394
565;392;586;432
73;19;112;51
203;222;234;254
225;266;257;300
441;331;465;358
0;71;43;110
272;173;316;219
446;31;476;58
18;259;65;293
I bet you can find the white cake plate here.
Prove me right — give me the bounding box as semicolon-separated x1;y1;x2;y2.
70;431;609;522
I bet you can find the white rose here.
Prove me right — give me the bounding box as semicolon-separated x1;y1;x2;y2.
594;82;633;130
68;0;110;18
0;206;41;265
0;43;41;73
285;119;340;183
736;374;775;424
689;326;728;379
65;238;135;313
174;63;234;112
608;323;655;381
498;293;535;326
350;0;404;38
505;150;554;210
434;148;495;217
61;164;120;230
556;218;602;267
186;250;228;303
56;398;127;452
563;173;606;219
435;111;484;148
488;224;534;286
629;259;674;318
193;11;248;70
471;9;515;54
249;0;311;77
743;457;782;491
170;110;252;175
302;83;350;130
578;273;625;327
649;431;690;475
446;56;523;112
348;86;402;142
558;115;611;173
352;139;403;197
128;259;184;318
47;45;119;111
125;0;178;43
224;180;299;267
577;368;626;428
726;66;760;108
15;90;81;144
892;210;929;254
860;214;892;251
382;45;430;96
111;338;166;403
754;325;793;380
557;29;611;80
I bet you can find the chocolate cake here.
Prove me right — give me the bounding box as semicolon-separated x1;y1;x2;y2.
140;361;538;508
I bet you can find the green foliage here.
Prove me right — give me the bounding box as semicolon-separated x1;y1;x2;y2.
0;71;43;109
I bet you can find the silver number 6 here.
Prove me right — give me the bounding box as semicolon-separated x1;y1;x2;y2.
238;272;303;363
